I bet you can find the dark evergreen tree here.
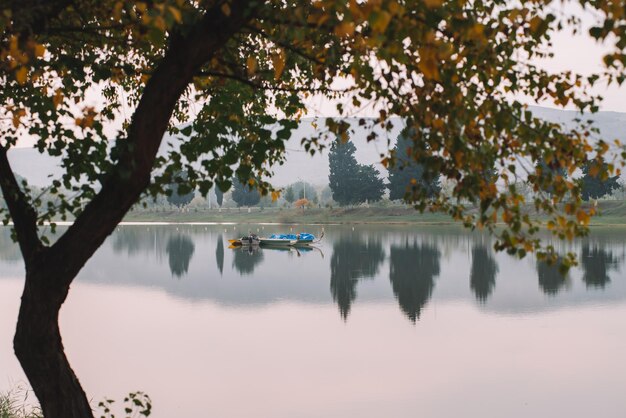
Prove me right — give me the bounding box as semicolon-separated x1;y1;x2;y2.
580;162;620;201
329;139;385;205
388;132;440;201
231;180;261;207
215;187;224;207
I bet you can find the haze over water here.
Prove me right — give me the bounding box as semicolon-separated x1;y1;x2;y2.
1;225;625;417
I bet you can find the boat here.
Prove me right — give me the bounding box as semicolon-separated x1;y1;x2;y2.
259;232;323;246
228;234;260;246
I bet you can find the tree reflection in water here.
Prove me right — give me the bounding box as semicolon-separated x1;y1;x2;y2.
470;244;498;303
581;243;621;289
330;236;385;319
216;235;224;276
232;246;264;276
166;235;195;278
537;257;568;296
389;240;441;322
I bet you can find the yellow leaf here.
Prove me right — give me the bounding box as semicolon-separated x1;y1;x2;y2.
371;11;391;33
168;6;182;23
418;47;440;80
248;178;255;186
52;89;63;108
15;67;27;85
221;2;231;16
271;191;280;202
334;21;355;38
423;0;443;8
272;49;286;80
246;56;257;76
34;44;46;58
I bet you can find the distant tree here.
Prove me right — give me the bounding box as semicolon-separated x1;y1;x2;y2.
388;131;440;201
166;172;195;208
231;180;261;207
284;186;295;204
580;162;620;201
215;187;224;207
329;138;384;206
294;198;310;212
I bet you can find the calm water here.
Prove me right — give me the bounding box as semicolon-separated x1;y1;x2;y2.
1;224;626;417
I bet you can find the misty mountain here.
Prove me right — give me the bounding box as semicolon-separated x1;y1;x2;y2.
7;107;626;188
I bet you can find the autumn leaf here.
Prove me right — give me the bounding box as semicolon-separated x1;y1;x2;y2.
272;49;286;80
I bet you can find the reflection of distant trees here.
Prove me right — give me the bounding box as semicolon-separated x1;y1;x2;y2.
537;258;568;296
166;235;195;278
232;246;264;276
470;245;498;303
581;244;621;289
0;228;22;263
389;241;441;322
216;235;224;276
330;236;385;319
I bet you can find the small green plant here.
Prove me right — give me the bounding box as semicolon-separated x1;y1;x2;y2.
98;392;152;418
0;386;42;418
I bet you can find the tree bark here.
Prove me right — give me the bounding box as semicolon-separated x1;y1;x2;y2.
14;255;92;418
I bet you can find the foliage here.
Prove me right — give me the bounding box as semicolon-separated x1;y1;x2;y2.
230;180;261;207
166;171;194;208
294;198;310;210
2;0;626;414
329;138;385;206
0;387;42;418
97;392;152;418
580;162;620;201
388;130;440;201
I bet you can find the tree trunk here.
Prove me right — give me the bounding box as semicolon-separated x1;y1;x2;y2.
14;261;93;418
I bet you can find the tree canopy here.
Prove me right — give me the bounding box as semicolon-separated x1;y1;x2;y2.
329;138;385;205
2;0;626;416
388;129;441;201
580;162;620;201
230;179;261;207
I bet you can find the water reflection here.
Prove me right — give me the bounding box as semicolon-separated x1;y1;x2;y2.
389;240;441;322
216;235;224;276
166;235;195;278
330;235;385;319
232;246;264;276
537;257;569;296
581;243;620;289
0;225;625;317
470;244;498;303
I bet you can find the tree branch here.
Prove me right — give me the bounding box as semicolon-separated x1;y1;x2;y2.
48;0;256;282
0;147;42;262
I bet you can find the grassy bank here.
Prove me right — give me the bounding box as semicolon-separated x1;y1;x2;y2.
123;200;626;226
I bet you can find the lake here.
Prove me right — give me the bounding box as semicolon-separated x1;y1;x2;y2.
1;224;626;417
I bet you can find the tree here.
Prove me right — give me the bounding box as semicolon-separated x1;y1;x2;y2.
1;1;624;416
166;172;195;208
580;162;620;201
328;138;384;205
294;197;309;212
284;186;295;204
215;187;224;207
231;180;261;207
388;130;440;201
